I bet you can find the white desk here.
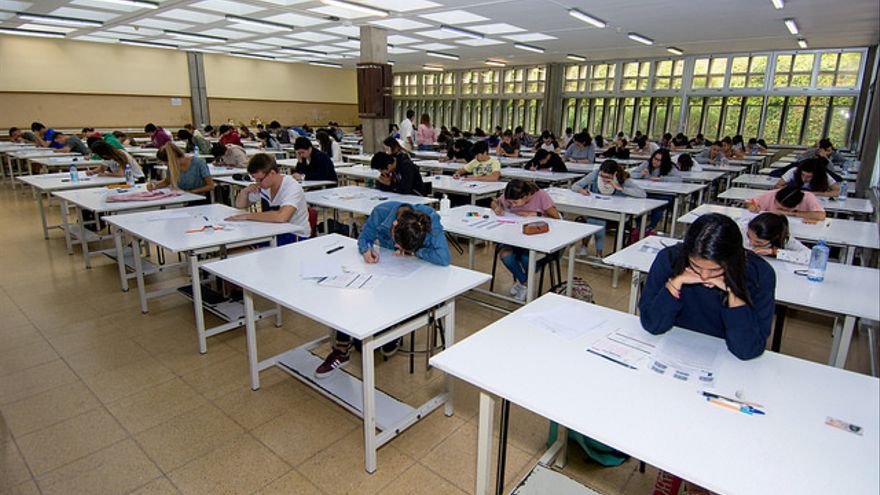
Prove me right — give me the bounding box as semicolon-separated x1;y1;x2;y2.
604;236;880;368
732;174;780;190
51;186;204;268
6;150;80;188
104;204;297;353
17;172;125;239
201;234;490;472
335;165;381;185
678;204;880;263
500;168;584;186
411;150;447;161
425;175;506;204
594;158;643;167
415;160;463;174
546;187;668;287
343;153;374;165
214;176;335;191
430;293;880;495
439;205;601;304
699;164;746;174
678;170;726;184
629;180;709;236
305;185;437;236
27;156;107;173
718;187;874;216
562;162;599;174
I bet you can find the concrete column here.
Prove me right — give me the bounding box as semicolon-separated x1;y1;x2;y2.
186;52;209;128
360;26;390;154
542;63;564;134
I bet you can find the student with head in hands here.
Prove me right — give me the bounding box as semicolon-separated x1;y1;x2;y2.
147;142;214;197
491;179;561;301
746;184;827;223
453;141;501;182
177;129;211;155
50;131;90;155
527;149;568;172
675;153;702;172
639;213;776;360
370;150;425;196
773;158;840;197
292;136;337;182
218;124;243;147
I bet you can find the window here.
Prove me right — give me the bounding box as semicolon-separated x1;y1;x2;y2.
438;72;455;95
564;64;588;93
462;71;478;95
503;68;524;94
828;96;855;146
481;70;499;95
577;98;590;132
653;60;684;90
405;74;420;96
780;96;807;144
803;96;830;145
692;57;727;89
763;96;785;143
686;97;704;137
669;97;682;135
423;73;438;96
741;96;764;138
590;63;616;92
703;97;724;139
652;97;669;135
591;98;607;137
817;52;862;88
622;61;649;91
636;98;651;135
728;55;767;89
773;53;814;87
526;67;546;93
392;74;403;96
605;98;618;136
564;98;577;130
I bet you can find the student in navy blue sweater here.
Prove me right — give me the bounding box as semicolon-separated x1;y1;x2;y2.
639;213;776;360
293;137;338;182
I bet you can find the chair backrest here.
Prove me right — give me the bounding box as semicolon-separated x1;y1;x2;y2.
308;207;318;238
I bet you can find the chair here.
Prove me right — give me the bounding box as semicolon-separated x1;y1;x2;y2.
488;244;563;297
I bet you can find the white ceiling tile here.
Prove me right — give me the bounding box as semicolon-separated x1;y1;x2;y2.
308;44;348;53
132;18;194;31
225;22;288;33
369;18;432;31
419;10;489;24
332;40;361;49
108;25;162;36
226;41;274;50
308;5;372;20
286;31;338;42
73;35;117;43
257;0;312;4
467;23;525;35
199;28;254;39
502;33;557;42
387;34;421;44
388;46;417;54
0;1;32;10
321;25;360;37
343;50;360;57
456;38;505;46
50;7;119;22
258;36;297;45
158;9;224;24
419;42;454;50
414;29;463;39
263;12;327;27
91;31;132;39
17;23;78;33
70;0;137;11
190;0;264;15
366;0;441;12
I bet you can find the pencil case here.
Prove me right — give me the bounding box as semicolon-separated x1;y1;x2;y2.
522;221;549;235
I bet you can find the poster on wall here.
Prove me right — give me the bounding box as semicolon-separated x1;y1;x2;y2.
170;98;182;106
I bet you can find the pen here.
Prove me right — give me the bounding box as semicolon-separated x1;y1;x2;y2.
587;349;637;370
326;246;344;254
701;390;764;408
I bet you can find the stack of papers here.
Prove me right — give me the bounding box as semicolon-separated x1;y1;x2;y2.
587;329;659;369
648;332;721;386
524;305;608;340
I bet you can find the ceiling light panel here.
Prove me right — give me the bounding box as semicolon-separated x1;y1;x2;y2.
419;10;489;24
414;29;464;40
456;38;504;46
321;25;360;37
16;13;102;28
74;35;117;43
264;12;327;27
369;18;431;30
568;8;606;28
131;18;193;31
627;32;654;45
333;39;362;49
157;9;223;23
420;42;454;50
259;0;312;4
388;46;417;54
108;25;161;36
286;31;337;42
16;23;78;33
503;32;556;42
514;43;544;53
70;0;138;12
50;7;119;22
199;28;255;39
0;27;65;38
467;23;525;34
366;0;440;11
88;0;158;9
1;0;32;10
306;44;348;52
191;0;262;15
387;34;421;44
309;5;373;20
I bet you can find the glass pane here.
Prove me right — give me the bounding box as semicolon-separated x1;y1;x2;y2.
656;61;671;77
704;99;723;140
578;99;589;131
653;101;668;136
793;54;814;71
773;75;790;87
775;55;792;73
624;62;638;77
565;65;579;79
731;56;749;73
836;74;857;87
710;58;727;75
694;58;709;75
828;97;854;146
723;98;742;137
655;78;670;90
741;98;763;138
673;60;684;75
763;96;785;143
623;79;636;91
819;53;838;72
750;56;767;73
804;97;829;145
639;62;650;77
708;76;725;89
671;76;682;90
790;75;811;87
817;74;835;87
839;52;862;71
593;100;605;136
670;97;682;134
781;97;807;144
692;76;707;89
747;75;765;88
729;75;746;88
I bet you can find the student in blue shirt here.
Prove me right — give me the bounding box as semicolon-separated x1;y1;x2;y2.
31;122;57;148
315;201;450;378
639;213;776;360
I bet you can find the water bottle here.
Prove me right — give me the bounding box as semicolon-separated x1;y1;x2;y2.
838;180;847;201
69;163;79;183
124;164;134;187
807;240;829;282
440;194;451;213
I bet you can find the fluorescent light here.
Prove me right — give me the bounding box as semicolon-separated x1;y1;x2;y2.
568;8;606;28
514;43;544;53
225;14;293;31
231;51;274;60
281;46;327;56
119;39;177;50
771;0;784;9
667;46;684;55
784;18;799;35
797;38;808;49
0;27;65;38
164;30;226;43
310;61;342;68
426;50;459;60
320;0;389;17
627;32;654;45
440;25;484;40
423;65;444;71
566;54;587;62
387;60;395;66
92;0;158;9
16;12;102;28
484;59;505;67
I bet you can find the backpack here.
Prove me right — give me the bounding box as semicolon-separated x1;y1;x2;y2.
554;276;594;304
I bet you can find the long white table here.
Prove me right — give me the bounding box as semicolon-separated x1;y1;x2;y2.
214;176;335;191
6;150;80;188
499;168;584;186
304;185;437;236
629;179;709;236
718;187;874;216
439;205;601;304
430;293;879;495
732;173;783;190
603;236;880;369
104;204;298;353
201;234;490;473
425;175;506;204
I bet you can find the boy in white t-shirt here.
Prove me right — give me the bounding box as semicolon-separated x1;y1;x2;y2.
225;153;311;244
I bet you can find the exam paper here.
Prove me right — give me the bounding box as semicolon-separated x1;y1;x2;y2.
523;305;608;340
587;329;659;369
146;212;194;221
317;272;383;290
649;331;721;386
300;259;345;279
357;247;425;277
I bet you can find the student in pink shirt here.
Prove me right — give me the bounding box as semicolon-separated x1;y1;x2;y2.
490;179;560;301
415;113;438;151
746;185;826;223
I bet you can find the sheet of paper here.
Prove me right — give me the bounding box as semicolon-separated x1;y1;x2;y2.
300;259;345;279
587;329;658;369
523;305;608;340
146;212;194;221
324;192;364;201
357;247;425;278
649;331;721;386
317;272;383;290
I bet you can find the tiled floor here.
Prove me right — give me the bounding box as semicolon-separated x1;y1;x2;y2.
0;182;874;495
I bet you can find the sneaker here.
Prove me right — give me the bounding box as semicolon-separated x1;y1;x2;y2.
513;283;528;302
577;245;589;257
509;281;524;296
381;338;402;358
315;348;350;379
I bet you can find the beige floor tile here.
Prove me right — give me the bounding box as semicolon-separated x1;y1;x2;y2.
0;440;33;488
135;404;244;472
169;434;290;495
213;372;316;431
80;356;176;403
179;354;253;400
105;378;209;434
379;462;467;495
150;339;241;375
0;324;46;353
391;409;466;461
128;477;181;495
252;398;358;467
0;381;101;437
4;480;41;495
16;408;127;475
47;327;133;359
63;338;152;378
36;439;160;495
298;429;415;495
0;359;79;406
252;469;325;495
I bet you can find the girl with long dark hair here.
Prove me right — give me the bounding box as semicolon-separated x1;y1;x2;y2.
773;158;840;197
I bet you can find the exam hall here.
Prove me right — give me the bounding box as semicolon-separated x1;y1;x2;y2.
0;0;879;494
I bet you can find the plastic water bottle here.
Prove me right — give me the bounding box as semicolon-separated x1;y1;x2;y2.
69;163;79;183
838;180;847;201
807;240;830;282
440;194;450;213
124;164;134;187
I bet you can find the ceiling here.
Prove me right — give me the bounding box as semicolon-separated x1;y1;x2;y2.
0;0;878;71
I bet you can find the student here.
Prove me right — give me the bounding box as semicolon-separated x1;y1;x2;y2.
638;213;776;360
51;132;90;155
742;213;810;262
80;127;96;140
675;153;702;172
634;135;659;155
442;138;474;163
731;135;746;155
534;130;560;153
268;121;290;145
238;126;256;141
437;126;453;148
571;160;646;256
773;158;840;197
594;134;605;149
30;122;56;147
177;129;210;155
688;133;708;148
382;136;410;157
659;132;674;150
453;141;501;182
631;149;682;182
747;138;766;155
144;123;172;149
695;141;728;165
491;180;560;301
113;131;137;148
94;131;125;151
9;127;38;144
746;185;826;222
415;113;439;151
210;142;248;168
87;141;144;180
496;130;520;157
183;123;203;140
672;133;689;149
486;126;503;148
399;109;416;151
527;149;568;172
147;143;214;196
315;201;450;378
601;138;630;159
203;125;218;138
292;137;337;182
370;151;425;196
388;123;400;139
316;130;343;163
256;131;282;151
563;132;595;163
560;127;575;149
514;126;535;148
218;125;243;147
225;154;310;244
721;136;744;159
